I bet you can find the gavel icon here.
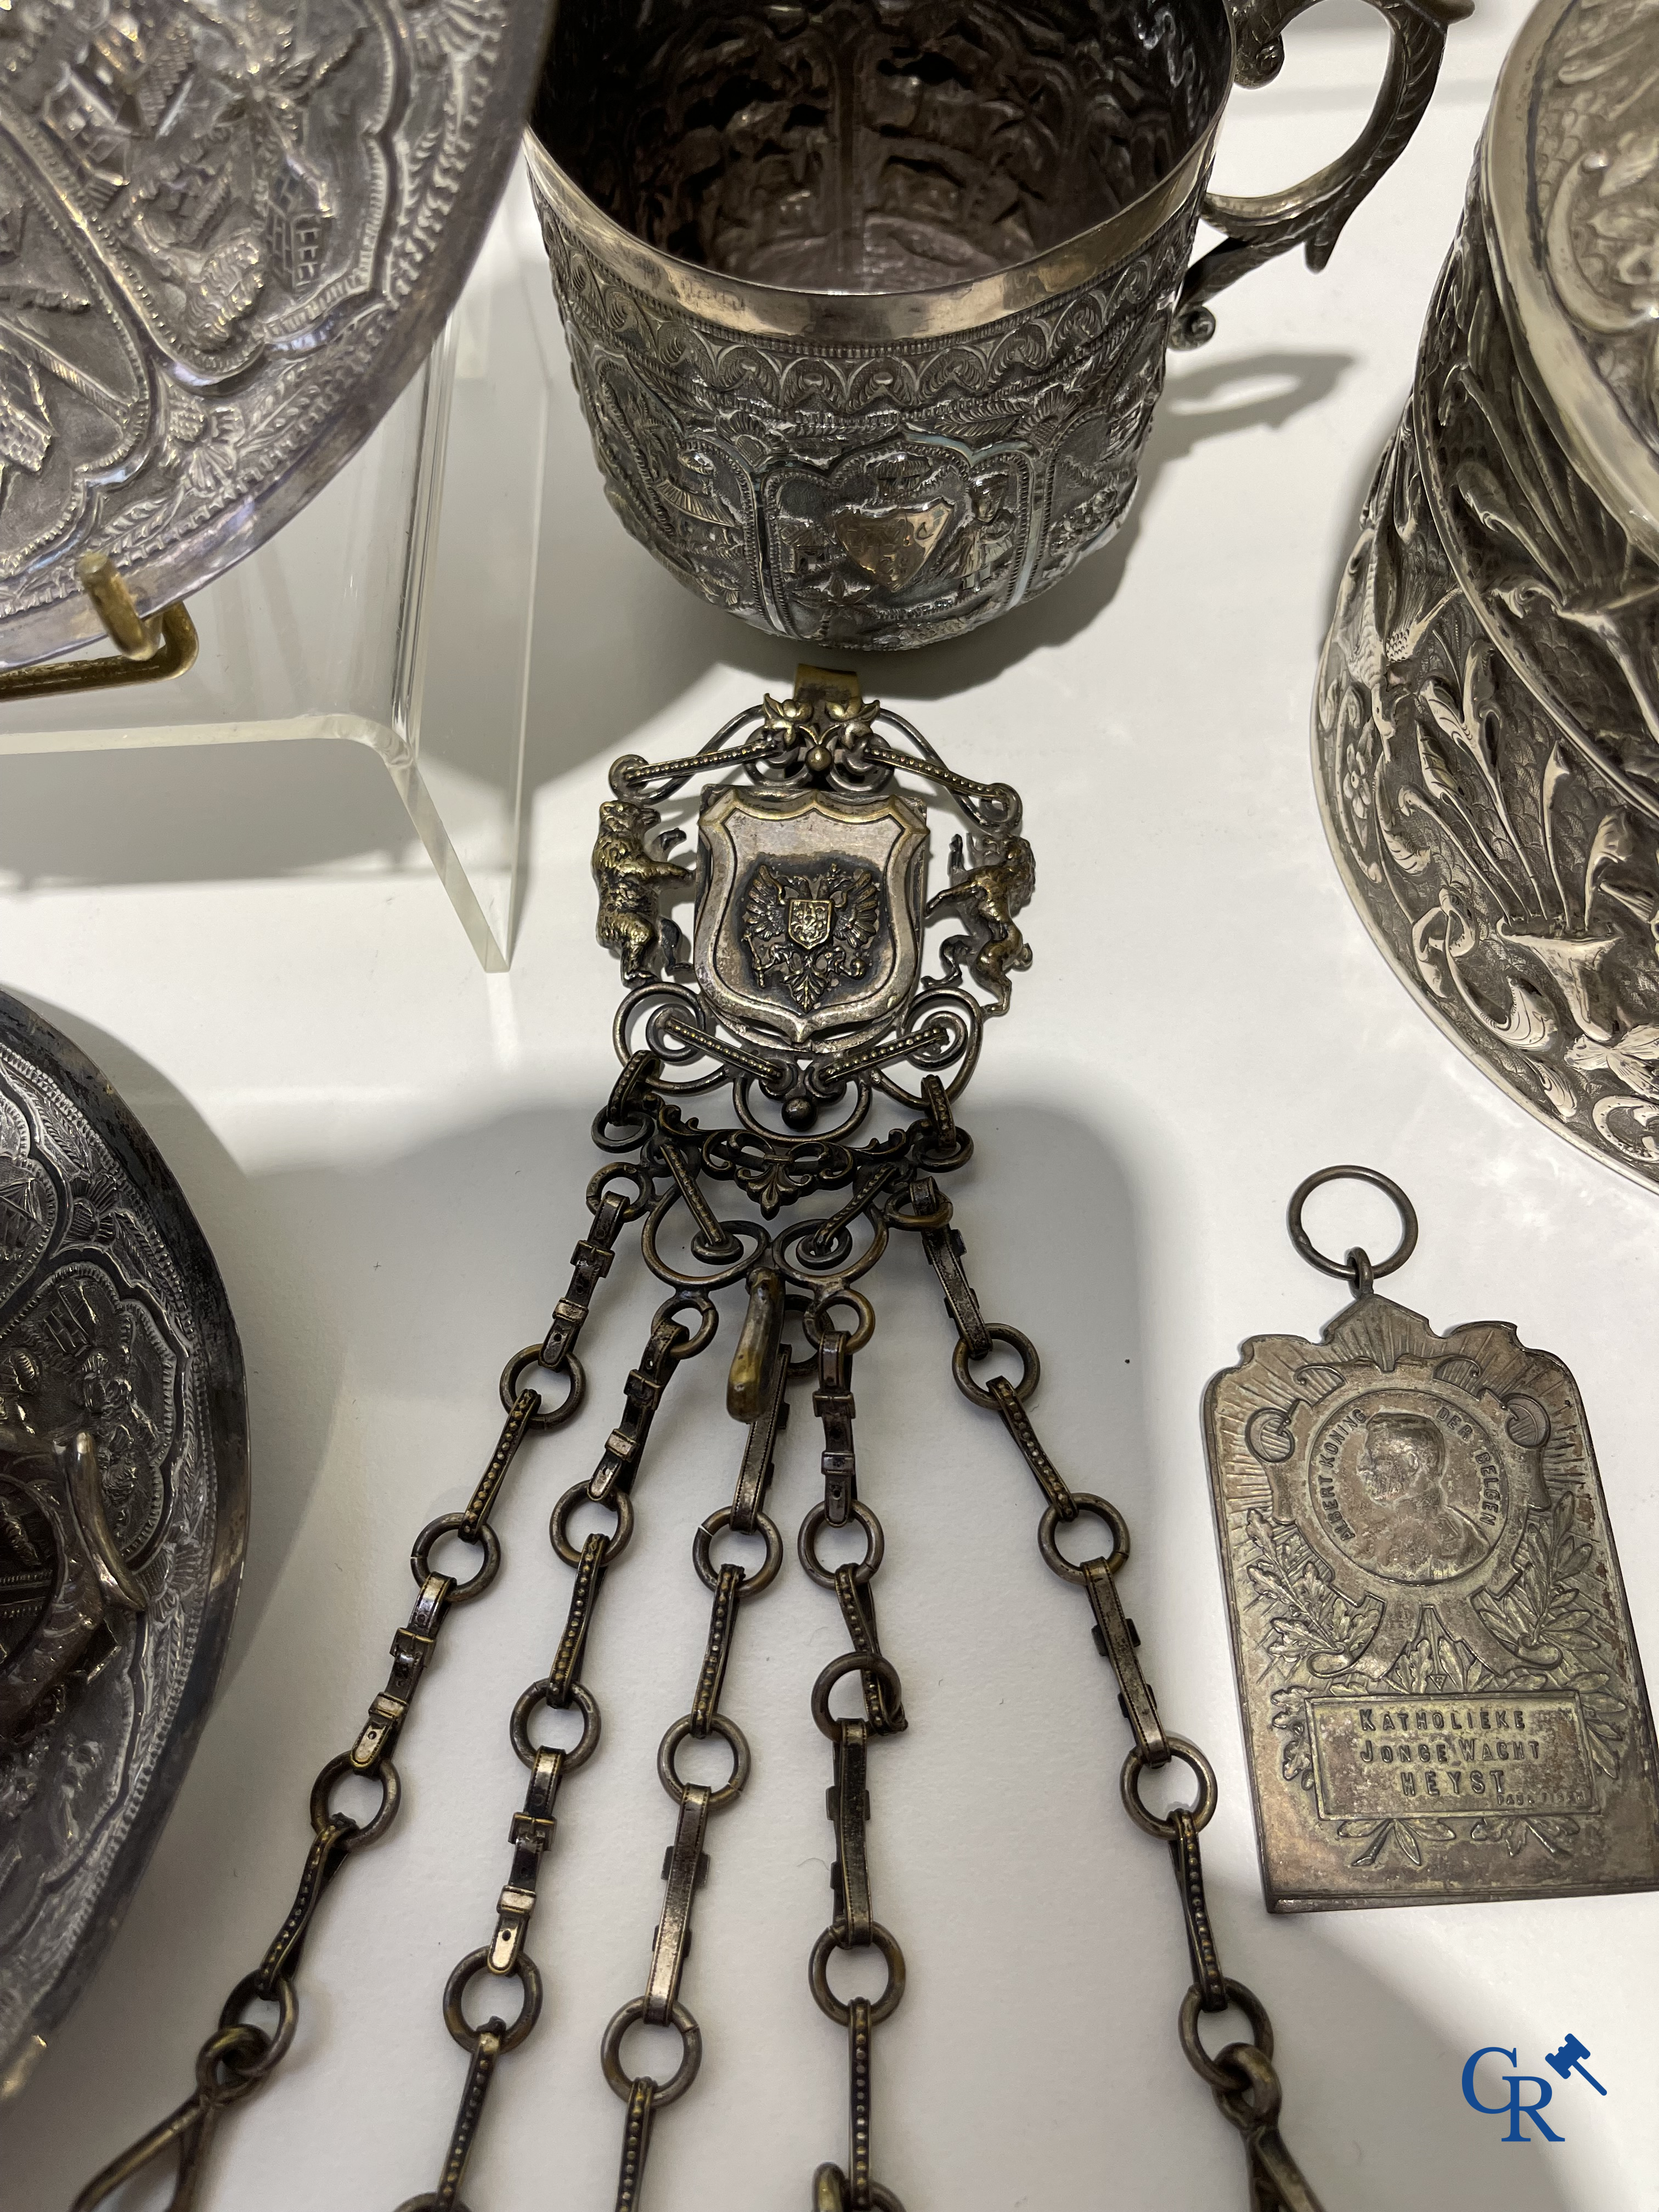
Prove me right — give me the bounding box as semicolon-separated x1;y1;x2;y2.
1545;2035;1606;2095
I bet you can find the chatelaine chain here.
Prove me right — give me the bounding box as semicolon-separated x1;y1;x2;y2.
73;1176;621;2211
402;1259;717;2212
584;1061;941;2212
595;1245;791;2210
915;1174;1325;2212
74;671;1320;2210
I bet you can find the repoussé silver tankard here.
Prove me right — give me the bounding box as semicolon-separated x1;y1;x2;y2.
1315;0;1659;1193
528;0;1467;651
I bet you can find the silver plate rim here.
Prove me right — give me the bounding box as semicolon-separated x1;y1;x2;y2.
0;1;552;672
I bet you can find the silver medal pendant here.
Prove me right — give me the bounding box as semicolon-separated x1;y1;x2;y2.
1205;1166;1659;1911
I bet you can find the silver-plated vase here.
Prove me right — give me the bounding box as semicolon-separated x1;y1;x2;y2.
527;0;1463;652
1316;0;1659;1191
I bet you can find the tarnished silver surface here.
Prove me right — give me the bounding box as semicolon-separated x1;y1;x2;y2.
0;992;246;2097
1206;1288;1659;1910
528;0;1460;651
695;786;928;1054
0;0;552;669
1316;0;1659;1186
595;667;1032;1139
1488;0;1659;564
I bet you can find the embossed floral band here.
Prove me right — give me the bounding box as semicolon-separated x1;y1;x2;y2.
1316;0;1659;1187
527;0;1469;652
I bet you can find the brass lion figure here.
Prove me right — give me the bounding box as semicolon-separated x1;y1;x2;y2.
926;832;1036;1013
592;799;693;984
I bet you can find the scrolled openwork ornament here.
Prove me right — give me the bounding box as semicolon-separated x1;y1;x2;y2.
590;671;1027;1142
76;667;1328;2212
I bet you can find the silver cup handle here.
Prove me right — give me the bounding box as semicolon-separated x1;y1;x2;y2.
1170;0;1472;349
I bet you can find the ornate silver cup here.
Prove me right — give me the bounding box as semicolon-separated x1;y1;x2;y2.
527;0;1464;651
1315;0;1659;1190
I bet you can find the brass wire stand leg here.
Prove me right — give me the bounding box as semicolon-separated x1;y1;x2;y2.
0;555;198;704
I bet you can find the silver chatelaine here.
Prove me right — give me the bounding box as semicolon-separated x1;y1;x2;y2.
74;671;1328;2212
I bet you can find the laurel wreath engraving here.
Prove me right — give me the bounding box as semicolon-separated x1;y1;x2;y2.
1244;1494;1629;1868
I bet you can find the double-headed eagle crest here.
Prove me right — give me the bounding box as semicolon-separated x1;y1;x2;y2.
740;859;881;1012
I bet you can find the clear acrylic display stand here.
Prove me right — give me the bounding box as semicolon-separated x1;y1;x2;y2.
0;191;552;971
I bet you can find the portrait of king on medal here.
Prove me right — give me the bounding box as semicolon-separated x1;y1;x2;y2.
695;787;928;1052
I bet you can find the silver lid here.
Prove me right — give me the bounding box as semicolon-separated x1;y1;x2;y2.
1487;0;1659;563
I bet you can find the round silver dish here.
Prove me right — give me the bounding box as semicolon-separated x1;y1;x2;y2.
1316;0;1659;1188
0;0;552;670
0;992;246;2097
528;0;1461;652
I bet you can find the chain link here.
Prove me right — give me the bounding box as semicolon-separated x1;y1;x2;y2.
63;686;1303;2212
813;1327;859;1528
599;1300;789;2208
923;1179;1328;2212
72;980;1322;2212
403;1295;709;2211
802;1313;909;2212
74;1180;636;2212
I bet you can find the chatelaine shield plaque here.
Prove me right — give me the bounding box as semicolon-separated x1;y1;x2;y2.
695;785;927;1052
1204;1294;1659;1910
